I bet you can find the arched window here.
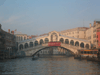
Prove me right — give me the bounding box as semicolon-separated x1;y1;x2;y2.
86;44;89;49
45;38;49;43
75;41;79;46
30;42;33;47
40;39;43;45
51;33;58;42
35;41;38;46
19;44;23;50
70;40;74;45
65;39;69;44
80;42;84;48
24;43;28;48
24;37;26;40
60;38;64;43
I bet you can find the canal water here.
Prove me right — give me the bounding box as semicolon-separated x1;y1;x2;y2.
0;55;100;75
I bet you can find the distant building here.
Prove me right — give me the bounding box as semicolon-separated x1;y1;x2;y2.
60;27;89;39
14;30;28;42
39;33;48;36
31;35;38;38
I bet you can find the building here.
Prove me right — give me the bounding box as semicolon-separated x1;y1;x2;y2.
0;24;16;59
14;30;28;42
60;21;100;48
97;28;100;48
86;21;100;48
0;24;5;59
60;27;89;39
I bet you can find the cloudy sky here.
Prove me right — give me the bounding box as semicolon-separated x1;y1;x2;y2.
0;0;100;35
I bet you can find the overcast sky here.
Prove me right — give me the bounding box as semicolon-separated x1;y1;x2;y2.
0;0;100;35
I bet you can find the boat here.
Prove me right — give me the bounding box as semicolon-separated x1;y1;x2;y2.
76;48;100;62
32;56;38;60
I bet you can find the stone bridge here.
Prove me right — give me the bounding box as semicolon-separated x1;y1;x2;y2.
17;31;91;57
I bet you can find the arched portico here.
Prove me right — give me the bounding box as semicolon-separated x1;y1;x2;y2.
75;41;79;46
65;39;69;44
60;38;64;43
86;44;89;49
80;42;84;48
45;38;49;43
70;40;74;45
30;42;33;47
19;44;23;50
40;39;44;45
24;43;28;49
35;41;38;46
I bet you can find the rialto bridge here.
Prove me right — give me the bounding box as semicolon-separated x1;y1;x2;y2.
17;31;91;57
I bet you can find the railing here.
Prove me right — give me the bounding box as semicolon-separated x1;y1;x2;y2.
18;43;86;54
18;44;48;52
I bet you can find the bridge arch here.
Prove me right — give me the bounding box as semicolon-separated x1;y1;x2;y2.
75;41;79;46
30;42;33;47
86;44;89;49
19;44;23;50
24;37;26;40
24;43;28;49
32;46;74;57
80;42;84;48
45;38;49;43
51;32;58;42
40;39;44;45
70;40;74;45
34;40;38;46
60;38;64;43
65;39;69;44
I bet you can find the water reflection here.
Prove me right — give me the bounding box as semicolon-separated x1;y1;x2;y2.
0;55;100;75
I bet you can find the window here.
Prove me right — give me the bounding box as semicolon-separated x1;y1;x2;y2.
97;35;98;38
97;40;98;43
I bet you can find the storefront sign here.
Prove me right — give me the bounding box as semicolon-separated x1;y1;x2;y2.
48;42;61;46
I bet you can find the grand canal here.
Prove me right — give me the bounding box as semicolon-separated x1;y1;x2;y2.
0;55;100;75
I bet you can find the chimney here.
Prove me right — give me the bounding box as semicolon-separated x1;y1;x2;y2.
11;31;14;34
8;29;10;33
89;23;92;28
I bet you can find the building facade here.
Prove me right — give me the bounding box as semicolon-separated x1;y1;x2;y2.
0;24;16;59
60;27;88;39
